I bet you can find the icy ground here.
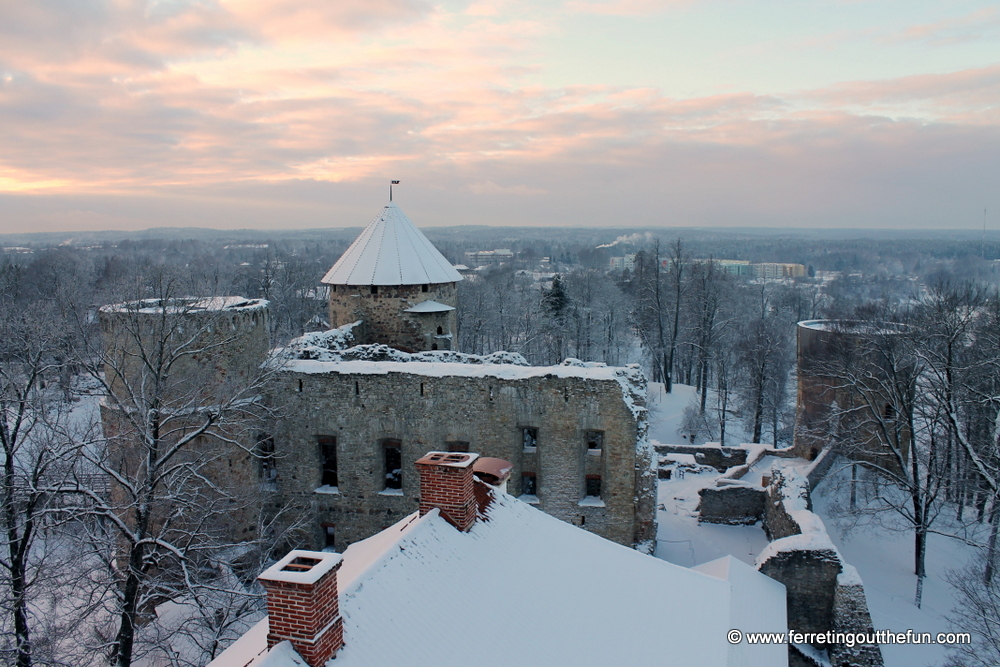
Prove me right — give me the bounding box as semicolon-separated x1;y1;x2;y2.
647;385;981;667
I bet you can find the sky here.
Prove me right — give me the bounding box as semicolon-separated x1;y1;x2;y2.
0;0;998;233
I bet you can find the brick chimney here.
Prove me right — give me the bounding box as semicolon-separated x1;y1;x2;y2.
416;451;480;531
258;550;344;667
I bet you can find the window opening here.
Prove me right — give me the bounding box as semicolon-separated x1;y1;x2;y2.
383;439;402;489
432;344;438;350
445;440;469;453
422;284;429;293
437;326;443;335
297;379;303;393
522;427;538;449
521;472;537;496
585;474;602;498
322;523;336;550
257;433;277;486
883;403;895;420
371;285;378;295
420;382;424;396
318;435;338;487
585;430;604;452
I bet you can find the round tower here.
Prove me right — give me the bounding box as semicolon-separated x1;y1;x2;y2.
321;203;463;352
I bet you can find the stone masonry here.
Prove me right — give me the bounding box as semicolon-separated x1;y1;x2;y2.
265;360;656;551
327;282;458;352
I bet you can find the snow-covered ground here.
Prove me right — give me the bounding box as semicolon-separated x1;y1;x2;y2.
646;382;751;445
812;468;979;667
655;466;770;567
651;444;980;667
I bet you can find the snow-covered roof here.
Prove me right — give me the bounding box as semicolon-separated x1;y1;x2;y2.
321;203;464;286
209;493;786;667
403;300;455;313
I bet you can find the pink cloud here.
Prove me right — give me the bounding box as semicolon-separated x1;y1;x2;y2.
887;8;1000;46
564;0;694;16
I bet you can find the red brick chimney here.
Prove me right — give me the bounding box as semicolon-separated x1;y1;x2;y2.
258;550;344;667
416;451;480;531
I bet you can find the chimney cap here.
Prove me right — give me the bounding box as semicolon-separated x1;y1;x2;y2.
472;457;513;485
415;451;479;468
259;550;343;586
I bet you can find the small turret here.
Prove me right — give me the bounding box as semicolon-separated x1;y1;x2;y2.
321;203;463;352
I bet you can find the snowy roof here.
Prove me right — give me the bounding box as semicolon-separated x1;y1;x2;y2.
209;493;786;667
321;203;464;286
403;300;455;313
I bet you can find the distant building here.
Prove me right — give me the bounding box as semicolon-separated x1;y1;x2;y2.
464;248;514;266
609;253;636;271
694;259;806;280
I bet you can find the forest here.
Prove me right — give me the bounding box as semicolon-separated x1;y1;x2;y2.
3;225;1000;666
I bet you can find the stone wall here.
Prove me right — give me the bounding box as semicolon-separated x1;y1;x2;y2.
99;297;270;405
653;443;748;472
265;362;654;551
327;282;457;352
697;481;765;525
758;545;843;637
98;297;272;545
757;467;883;666
829;566;884;667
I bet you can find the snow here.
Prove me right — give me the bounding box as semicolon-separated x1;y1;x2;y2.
655;471;770;568
320;202;464;286
812;467;979;667
646;382;752;446
212;493;786;667
577;497;606;507
100;296;267;314
313;485;339;495
259;550;343;586
403;300;455;313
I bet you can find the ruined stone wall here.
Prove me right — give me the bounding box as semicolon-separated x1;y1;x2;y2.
327;282;457;352
698;482;766;525
793;320;910;470
829;567;884;667
98;297;272;545
99;297;270;404
653;443;748;472
265;367;653;551
100;403;267;545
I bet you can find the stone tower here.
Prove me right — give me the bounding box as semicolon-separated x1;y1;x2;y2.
321;202;463;352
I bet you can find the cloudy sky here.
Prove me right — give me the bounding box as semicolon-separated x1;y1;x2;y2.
0;0;998;232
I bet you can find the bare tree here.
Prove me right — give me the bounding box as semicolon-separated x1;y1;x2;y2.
0;290;84;667
62;272;279;667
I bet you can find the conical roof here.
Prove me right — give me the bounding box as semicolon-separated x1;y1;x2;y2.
321;203;464;286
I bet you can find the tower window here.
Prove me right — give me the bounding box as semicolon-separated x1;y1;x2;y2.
585;474;601;498
318;435;338;487
382;439;402;490
437;326;443;335
322;523;336;551
422;284;429;293
521;472;537;496
257;433;277;486
371;285;378;295
585;430;604;452
522;427;538;450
